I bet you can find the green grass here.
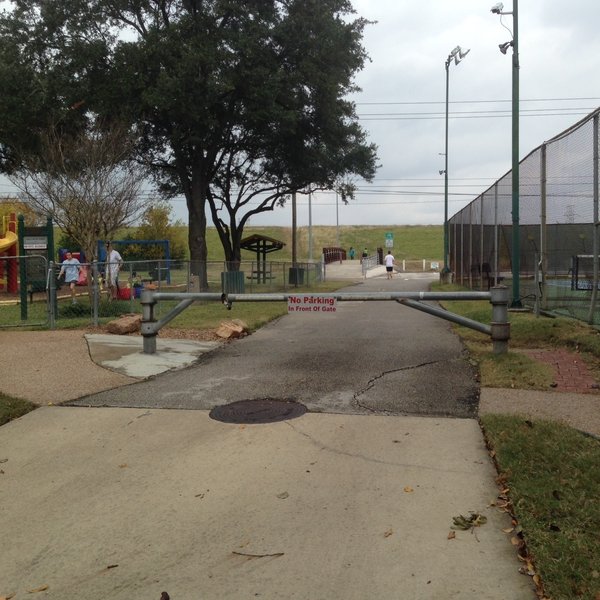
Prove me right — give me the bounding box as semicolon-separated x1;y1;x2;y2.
432;282;600;389
88;224;444;262
224;224;443;262
0;392;37;426
481;415;600;600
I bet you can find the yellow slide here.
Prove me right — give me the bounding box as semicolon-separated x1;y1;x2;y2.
0;230;17;252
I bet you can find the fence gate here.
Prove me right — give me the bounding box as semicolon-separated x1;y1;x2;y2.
139;288;511;355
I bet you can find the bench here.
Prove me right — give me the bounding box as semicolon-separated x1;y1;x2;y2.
247;271;275;282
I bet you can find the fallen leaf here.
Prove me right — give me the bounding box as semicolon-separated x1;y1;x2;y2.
383;528;393;538
0;594;16;600
403;486;414;493
276;491;289;499
511;536;521;545
502;527;514;533
447;531;456;540
27;584;49;593
0;459;7;463
118;463;128;469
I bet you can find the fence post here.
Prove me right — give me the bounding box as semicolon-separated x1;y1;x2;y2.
490;285;510;354
48;261;56;329
92;261;99;327
140;290;158;354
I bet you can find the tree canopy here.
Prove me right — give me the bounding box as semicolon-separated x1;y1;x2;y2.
0;0;378;281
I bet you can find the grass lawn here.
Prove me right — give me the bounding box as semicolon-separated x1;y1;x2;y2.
482;415;600;600
0;392;37;427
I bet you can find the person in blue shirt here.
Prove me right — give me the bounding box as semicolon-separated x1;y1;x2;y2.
59;251;82;304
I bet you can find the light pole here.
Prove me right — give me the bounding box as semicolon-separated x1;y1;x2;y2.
442;45;470;284
491;1;521;307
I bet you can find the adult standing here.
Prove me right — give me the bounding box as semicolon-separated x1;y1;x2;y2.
58;251;82;304
104;241;123;300
384;250;396;279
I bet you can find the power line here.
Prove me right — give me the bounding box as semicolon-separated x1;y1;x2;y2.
355;97;600;105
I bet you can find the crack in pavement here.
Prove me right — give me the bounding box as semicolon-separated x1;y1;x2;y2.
352;359;445;413
283;420;476;474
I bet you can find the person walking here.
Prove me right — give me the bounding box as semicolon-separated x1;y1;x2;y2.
384;250;396;279
361;247;368;263
58;251;82;304
104;241;123;300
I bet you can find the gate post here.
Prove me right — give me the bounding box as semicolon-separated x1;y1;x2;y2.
490;285;510;354
140;290;158;354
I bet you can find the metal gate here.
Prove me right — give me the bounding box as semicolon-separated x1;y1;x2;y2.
139;287;511;355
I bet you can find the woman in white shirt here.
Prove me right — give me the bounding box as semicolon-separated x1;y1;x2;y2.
104;241;123;300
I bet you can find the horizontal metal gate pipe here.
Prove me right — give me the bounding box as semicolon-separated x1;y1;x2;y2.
151;291;492;303
398;299;492;335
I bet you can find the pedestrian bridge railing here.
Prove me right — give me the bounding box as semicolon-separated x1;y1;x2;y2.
140;287;511;356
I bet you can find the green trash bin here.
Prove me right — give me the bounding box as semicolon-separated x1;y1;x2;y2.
288;267;305;285
221;271;245;294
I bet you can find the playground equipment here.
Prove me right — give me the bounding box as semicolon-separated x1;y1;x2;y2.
0;230;17;252
0;214;18;294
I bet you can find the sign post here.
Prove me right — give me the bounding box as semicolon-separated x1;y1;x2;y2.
385;232;394;248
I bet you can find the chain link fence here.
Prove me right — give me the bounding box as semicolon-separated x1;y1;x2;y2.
0;258;323;329
449;109;600;325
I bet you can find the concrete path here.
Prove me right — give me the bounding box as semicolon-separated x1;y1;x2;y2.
0;407;534;600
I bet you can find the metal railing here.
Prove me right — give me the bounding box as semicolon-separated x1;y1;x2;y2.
139;287;511;355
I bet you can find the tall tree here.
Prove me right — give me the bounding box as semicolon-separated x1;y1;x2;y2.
0;0;377;285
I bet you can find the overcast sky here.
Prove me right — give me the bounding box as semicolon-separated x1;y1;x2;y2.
2;1;600;230
252;0;600;228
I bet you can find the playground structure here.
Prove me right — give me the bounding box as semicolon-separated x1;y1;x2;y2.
0;213;19;294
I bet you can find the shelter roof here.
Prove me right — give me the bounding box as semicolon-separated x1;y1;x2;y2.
240;234;286;254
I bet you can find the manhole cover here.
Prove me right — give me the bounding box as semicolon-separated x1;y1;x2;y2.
209;398;307;424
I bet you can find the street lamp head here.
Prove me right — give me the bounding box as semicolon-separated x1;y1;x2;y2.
455;47;470;65
447;45;470;67
499;40;513;54
490;2;504;14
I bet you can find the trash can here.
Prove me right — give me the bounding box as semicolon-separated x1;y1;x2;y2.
288;267;305;286
221;271;245;294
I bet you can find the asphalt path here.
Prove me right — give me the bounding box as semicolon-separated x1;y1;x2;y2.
72;274;479;418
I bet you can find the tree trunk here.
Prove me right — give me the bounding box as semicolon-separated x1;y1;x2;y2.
186;170;209;290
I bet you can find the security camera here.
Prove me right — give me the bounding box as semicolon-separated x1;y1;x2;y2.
490;2;504;13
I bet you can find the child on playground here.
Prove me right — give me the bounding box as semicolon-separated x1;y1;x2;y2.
58;251;82;304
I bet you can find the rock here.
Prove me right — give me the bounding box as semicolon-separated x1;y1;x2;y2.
106;314;142;335
215;319;249;339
